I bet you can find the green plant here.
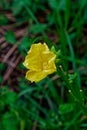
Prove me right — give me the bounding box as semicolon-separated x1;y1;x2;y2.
0;0;87;129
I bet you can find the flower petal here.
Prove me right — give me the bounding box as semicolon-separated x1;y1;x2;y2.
23;43;49;71
26;70;47;82
42;51;56;63
43;61;56;74
42;52;56;73
23;53;42;71
27;43;49;54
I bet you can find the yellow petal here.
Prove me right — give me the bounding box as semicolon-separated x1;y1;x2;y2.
42;52;56;73
23;43;49;71
27;43;49;54
43;61;56;74
23;53;42;71
42;52;56;67
26;70;47;82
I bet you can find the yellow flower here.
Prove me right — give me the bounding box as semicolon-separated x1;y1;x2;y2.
23;43;56;82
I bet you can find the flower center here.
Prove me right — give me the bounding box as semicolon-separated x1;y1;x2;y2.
43;62;48;70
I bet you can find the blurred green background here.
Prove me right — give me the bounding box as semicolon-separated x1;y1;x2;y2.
0;0;87;130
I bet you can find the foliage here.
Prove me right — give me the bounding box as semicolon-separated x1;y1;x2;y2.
0;0;87;129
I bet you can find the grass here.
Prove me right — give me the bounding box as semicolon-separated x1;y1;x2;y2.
0;0;87;130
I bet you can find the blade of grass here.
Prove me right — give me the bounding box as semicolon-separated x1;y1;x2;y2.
64;30;81;88
58;29;69;71
64;0;71;29
23;4;39;24
64;110;82;130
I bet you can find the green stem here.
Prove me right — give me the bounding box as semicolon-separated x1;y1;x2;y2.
57;66;82;104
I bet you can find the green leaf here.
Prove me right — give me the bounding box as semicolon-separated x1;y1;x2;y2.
0;14;9;26
0;76;3;83
0;63;5;71
12;0;24;15
29;24;47;34
12;0;31;15
0;88;17;107
59;103;75;114
48;0;65;10
6;91;17;104
2;112;18;130
4;31;16;44
47;0;58;10
64;0;71;29
18;37;30;52
18;37;39;56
